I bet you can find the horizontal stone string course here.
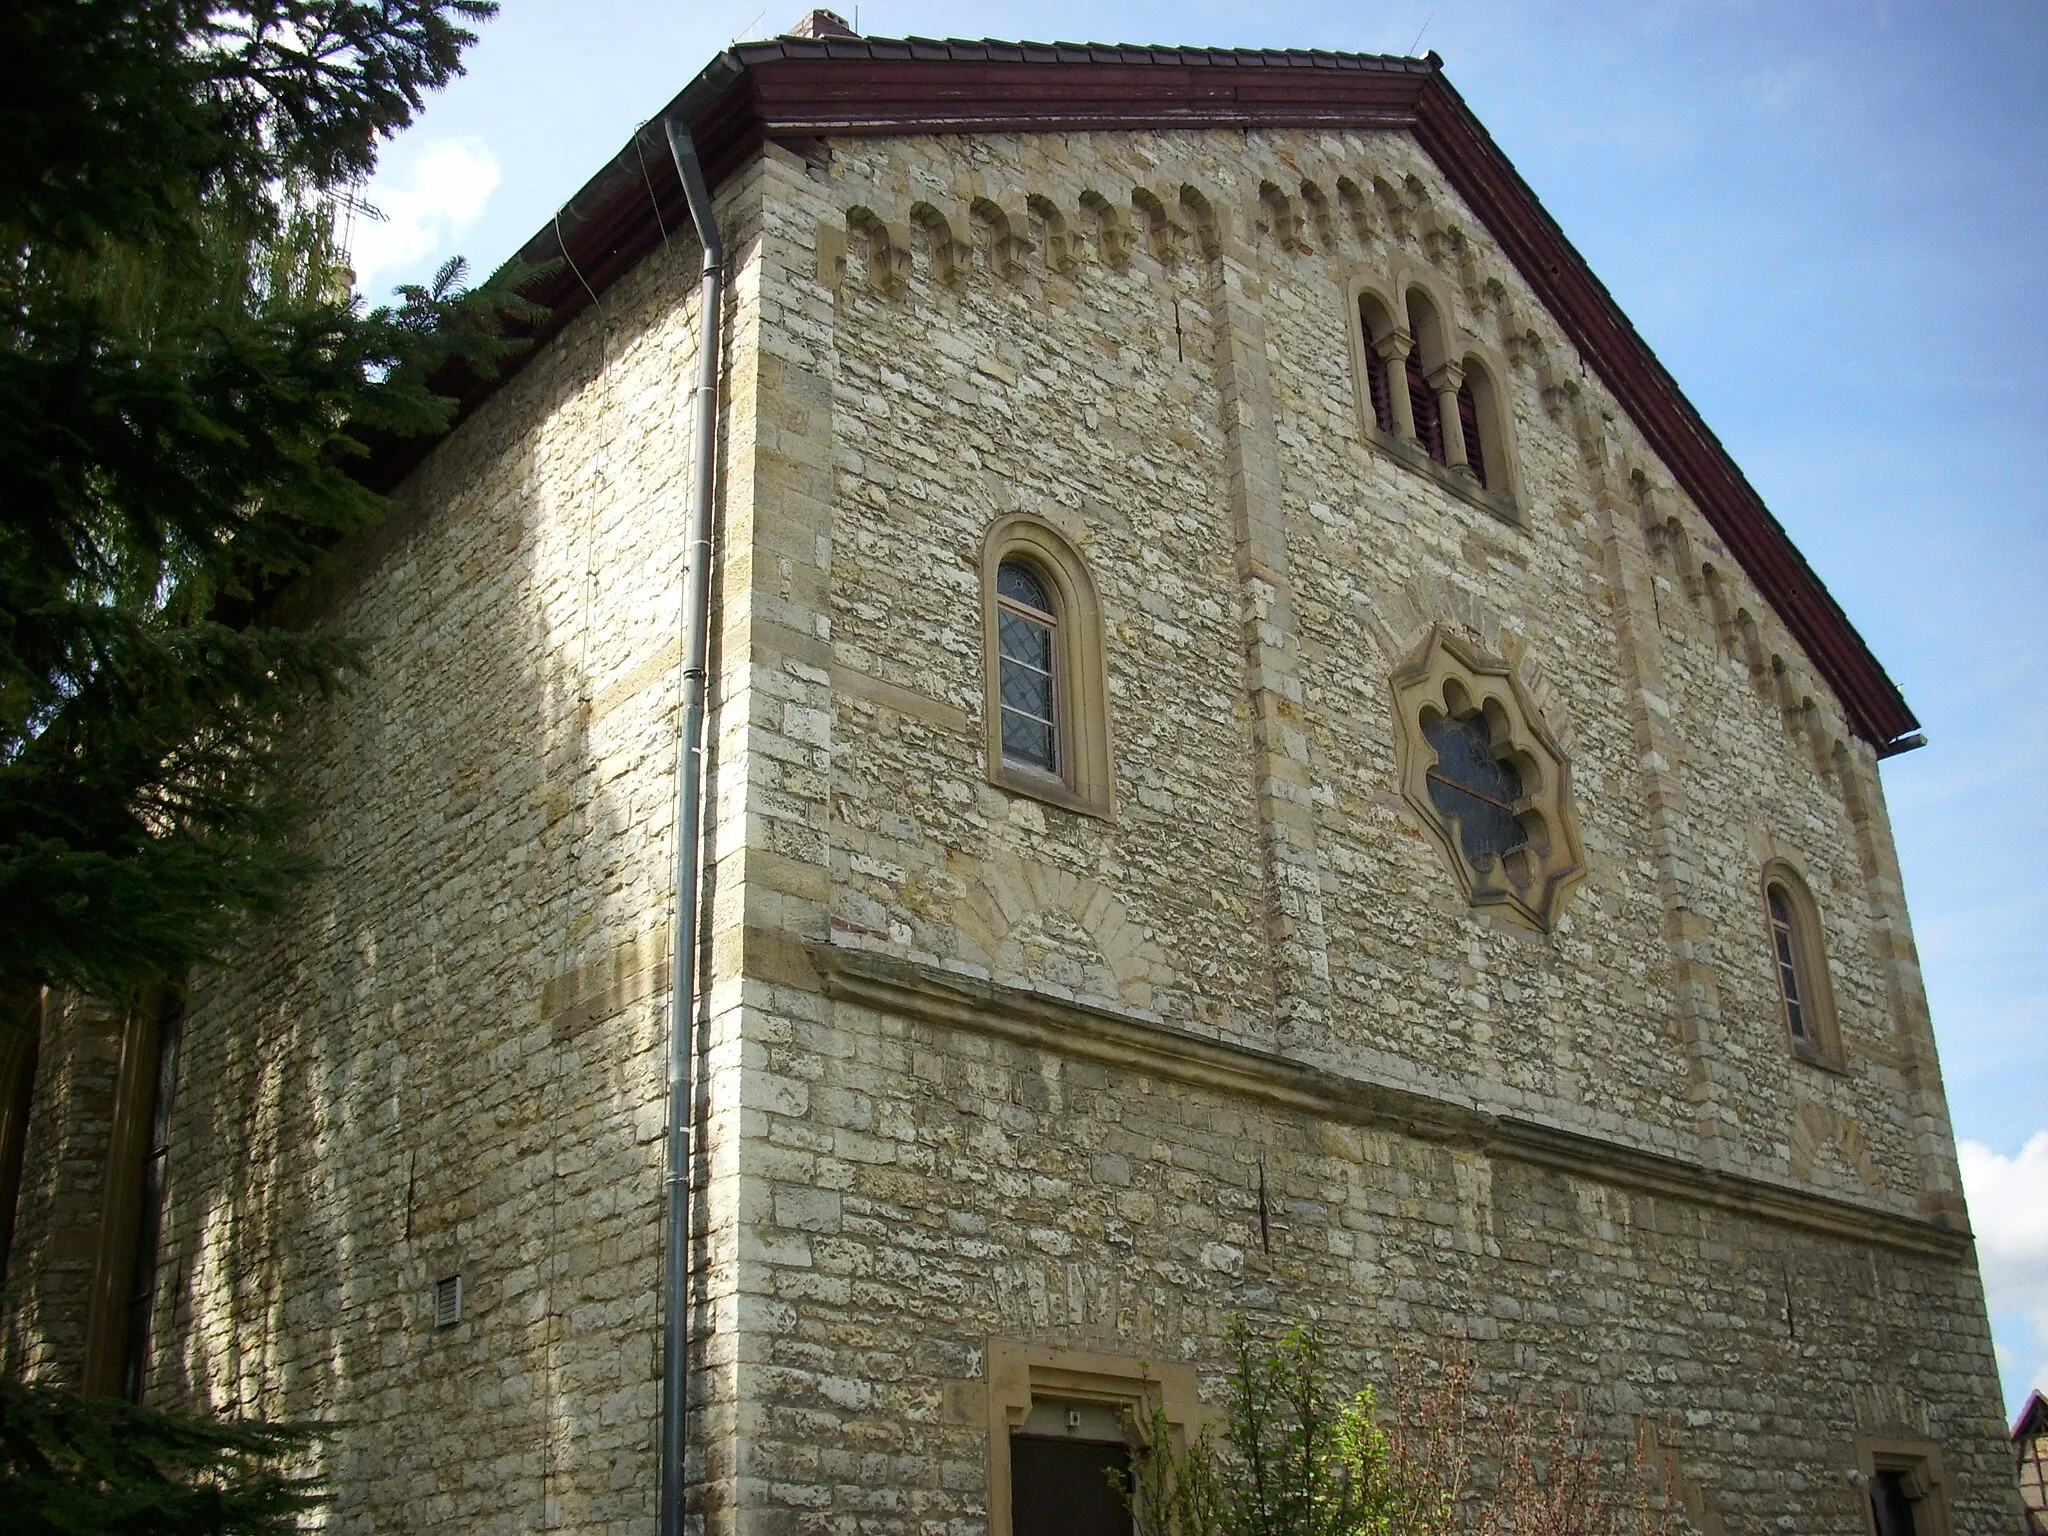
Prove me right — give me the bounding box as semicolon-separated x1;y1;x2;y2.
808;942;1972;1262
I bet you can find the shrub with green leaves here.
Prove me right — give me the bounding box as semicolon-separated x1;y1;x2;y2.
1126;1318;1694;1536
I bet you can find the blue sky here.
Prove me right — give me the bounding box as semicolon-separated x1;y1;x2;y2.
353;1;2048;1420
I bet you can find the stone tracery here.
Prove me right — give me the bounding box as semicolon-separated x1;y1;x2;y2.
1390;625;1585;932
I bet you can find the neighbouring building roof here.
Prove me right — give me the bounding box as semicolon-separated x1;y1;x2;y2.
367;31;1920;755
2021;1389;2048;1441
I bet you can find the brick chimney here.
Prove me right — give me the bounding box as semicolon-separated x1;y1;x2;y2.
787;9;857;38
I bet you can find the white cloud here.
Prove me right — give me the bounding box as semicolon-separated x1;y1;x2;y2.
346;136;502;294
1960;1132;2048;1415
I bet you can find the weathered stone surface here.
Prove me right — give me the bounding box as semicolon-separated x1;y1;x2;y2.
6;119;2012;1535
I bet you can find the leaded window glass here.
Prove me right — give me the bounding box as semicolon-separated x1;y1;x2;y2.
1422;710;1526;867
997;561;1058;773
1768;883;1809;1042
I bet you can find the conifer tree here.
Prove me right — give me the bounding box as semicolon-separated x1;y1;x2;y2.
0;0;541;1008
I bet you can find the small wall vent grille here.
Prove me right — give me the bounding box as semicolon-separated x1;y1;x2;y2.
433;1274;462;1329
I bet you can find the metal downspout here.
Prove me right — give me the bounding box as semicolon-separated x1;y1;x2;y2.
660;116;722;1536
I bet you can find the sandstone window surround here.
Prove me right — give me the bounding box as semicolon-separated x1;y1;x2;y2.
1348;274;1521;526
1762;859;1844;1071
1390;625;1584;932
983;1339;1202;1536
980;514;1115;819
1855;1436;1953;1536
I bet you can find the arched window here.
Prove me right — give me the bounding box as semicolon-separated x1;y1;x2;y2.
1762;864;1841;1066
1355;289;1402;438
982;517;1115;818
996;561;1059;774
1364;337;1395;435
1349;282;1519;519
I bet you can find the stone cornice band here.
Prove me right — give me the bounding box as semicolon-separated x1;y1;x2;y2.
808;940;1972;1262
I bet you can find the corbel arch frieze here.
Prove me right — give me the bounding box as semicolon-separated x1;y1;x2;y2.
906;199;971;285
1130;185;1183;264
1176;182;1228;263
968;195;1033;279
1077;188;1133;267
1335;175;1376;246
1299;177;1337;250
1372;174;1412;241
1024;193;1076;275
1389;624;1586;933
844;204;909;296
1255;178;1307;253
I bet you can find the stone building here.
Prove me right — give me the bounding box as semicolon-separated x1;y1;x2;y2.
2;16;2021;1535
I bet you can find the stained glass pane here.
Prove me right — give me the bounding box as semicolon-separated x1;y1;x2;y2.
998;561;1052;614
1422;711;1525;867
999;608;1053;671
1000;657;1052;716
1002;709;1056;771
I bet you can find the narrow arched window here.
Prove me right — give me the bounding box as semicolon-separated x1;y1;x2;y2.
1407;345;1444;464
1762;865;1841;1066
996;561;1059;774
1767;882;1810;1044
1457;378;1487;488
983;518;1115;819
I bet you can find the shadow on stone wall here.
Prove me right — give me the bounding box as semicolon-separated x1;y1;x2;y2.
141;238;710;1532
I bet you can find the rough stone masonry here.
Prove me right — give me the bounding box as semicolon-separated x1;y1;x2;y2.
3;34;2017;1536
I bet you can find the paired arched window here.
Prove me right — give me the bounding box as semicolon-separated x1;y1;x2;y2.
982;518;1115;818
1354;282;1515;511
1762;864;1841;1066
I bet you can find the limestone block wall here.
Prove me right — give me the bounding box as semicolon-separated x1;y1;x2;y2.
789;124;1956;1221
708;123;2008;1531
128;174;759;1534
4;994;124;1390
22;107;1995;1536
719;962;2016;1533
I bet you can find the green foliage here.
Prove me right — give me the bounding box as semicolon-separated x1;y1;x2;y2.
0;0;545;1002
1128;1319;1434;1536
0;1375;325;1535
1127;1319;1693;1536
